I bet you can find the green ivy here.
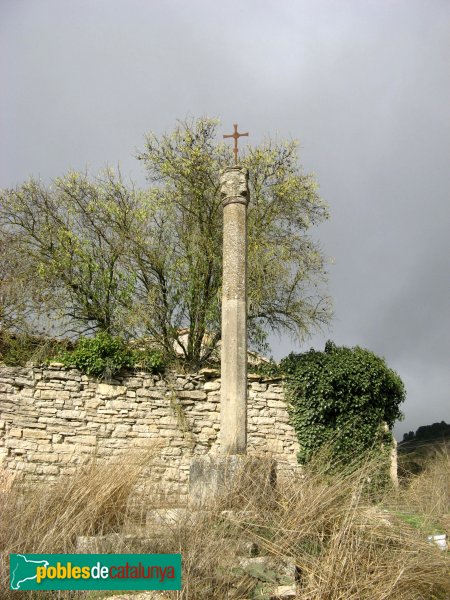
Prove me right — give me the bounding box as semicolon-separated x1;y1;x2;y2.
281;341;405;471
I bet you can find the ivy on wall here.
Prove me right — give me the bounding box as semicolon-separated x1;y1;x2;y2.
281;341;406;469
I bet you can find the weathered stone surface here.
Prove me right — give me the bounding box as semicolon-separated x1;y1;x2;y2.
199;367;220;377
57;409;85;419
22;428;50;440
39;389;71;400
271;585;297;599
220;166;249;456
97;383;127;397
204;381;220;391
247;373;262;381
177;390;207;400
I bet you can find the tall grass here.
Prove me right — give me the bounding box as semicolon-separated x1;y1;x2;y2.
0;448;448;599
0;449;157;598
164;452;450;599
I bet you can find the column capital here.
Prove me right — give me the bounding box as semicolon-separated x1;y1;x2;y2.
219;166;249;207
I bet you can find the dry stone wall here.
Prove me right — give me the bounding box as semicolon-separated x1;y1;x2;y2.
0;365;300;503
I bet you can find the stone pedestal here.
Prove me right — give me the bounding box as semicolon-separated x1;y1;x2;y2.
188;454;276;507
219;166;249;455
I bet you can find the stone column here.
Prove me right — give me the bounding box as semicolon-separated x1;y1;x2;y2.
219;166;249;455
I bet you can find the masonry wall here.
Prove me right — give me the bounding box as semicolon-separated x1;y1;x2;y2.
0;365;300;503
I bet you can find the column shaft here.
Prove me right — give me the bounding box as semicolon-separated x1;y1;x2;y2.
219;167;249;455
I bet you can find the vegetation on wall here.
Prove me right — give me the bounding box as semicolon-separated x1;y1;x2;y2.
60;332;165;377
0;330;165;378
0;330;70;367
281;341;406;469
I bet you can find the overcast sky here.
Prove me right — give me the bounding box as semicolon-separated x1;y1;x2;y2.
1;0;449;439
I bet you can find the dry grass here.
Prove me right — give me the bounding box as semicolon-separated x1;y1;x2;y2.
0;448;448;599
0;448;158;599
159;452;450;600
397;446;450;523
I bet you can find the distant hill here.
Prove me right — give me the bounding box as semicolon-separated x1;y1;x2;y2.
400;421;450;445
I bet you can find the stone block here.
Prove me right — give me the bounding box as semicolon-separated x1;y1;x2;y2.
22;428;50;440
267;399;286;409
64;382;81;392
201;427;216;436
199;368;220;378
17;462;37;473
161;447;182;456
36;442;51;450
204;381;220;391
177;390;207;400
15;420;46;429
189;455;276;506
57;409;85;419
31;452;59;463
68;435;97;446
57;443;76;454
192;402;217;412
124;378;143;389
250;383;268;392
97;383;127;397
132;424;151;433
84;398;103;410
158;416;178;426
254;417;274;426
112;428;131;439
39;465;60;475
37;408;58;415
247;373;262;381
13;377;34;388
266;439;284;453
39;389;71;400
271;585;296;599
107;400;131;410
265;391;284;400
136;388;164;398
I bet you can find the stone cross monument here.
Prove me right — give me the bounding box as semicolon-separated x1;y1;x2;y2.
188;126;251;504
219;125;250;455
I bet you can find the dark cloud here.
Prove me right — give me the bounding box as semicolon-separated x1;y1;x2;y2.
1;0;449;438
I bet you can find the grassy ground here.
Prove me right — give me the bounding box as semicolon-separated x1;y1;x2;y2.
0;447;449;599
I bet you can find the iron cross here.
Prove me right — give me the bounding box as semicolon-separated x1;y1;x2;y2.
223;123;249;165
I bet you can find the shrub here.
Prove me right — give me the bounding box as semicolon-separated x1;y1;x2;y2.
0;330;69;366
250;359;282;379
60;332;167;377
60;331;134;377
132;347;166;374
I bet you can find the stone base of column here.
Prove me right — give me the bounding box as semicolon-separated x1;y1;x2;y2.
188;454;277;507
